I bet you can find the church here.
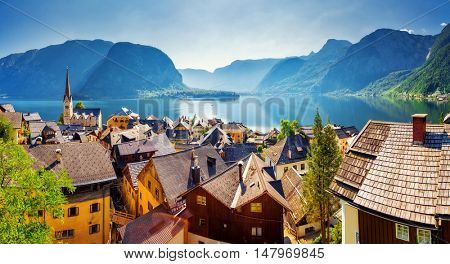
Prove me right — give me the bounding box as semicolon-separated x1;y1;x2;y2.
63;67;102;129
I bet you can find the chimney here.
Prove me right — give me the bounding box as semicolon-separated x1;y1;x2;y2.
55;148;62;163
412;114;427;144
191;150;201;184
238;160;244;182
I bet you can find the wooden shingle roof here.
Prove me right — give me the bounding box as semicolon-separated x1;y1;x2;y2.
0;112;22;129
331;120;450;226
265;134;309;165
25;142;116;187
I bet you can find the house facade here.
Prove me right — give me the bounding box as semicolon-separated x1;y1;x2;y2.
330;114;450;244
25;142;117;244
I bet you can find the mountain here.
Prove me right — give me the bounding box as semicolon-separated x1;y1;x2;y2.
256;39;351;93
386;25;450;96
356;70;412;96
319;29;436;92
179;58;281;92
78;42;184;99
0;40;113;98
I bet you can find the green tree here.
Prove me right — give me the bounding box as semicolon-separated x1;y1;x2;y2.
302;110;342;244
57;113;64;125
0;141;74;243
75;101;85;110
277;119;300;141
0;116;15;142
439;112;445;124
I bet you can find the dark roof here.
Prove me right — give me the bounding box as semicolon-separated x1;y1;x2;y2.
0;112;22;129
116;134;175;157
152;144;228;208
265;134;309;165
25;142;116;186
222;143;258;163
23;112;42;122
0;103;15;112
198;154;291;210
118;205;187;244
199;126;232;147
330;120;450;226
301;125;359;139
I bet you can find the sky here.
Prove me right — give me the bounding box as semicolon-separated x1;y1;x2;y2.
0;0;449;71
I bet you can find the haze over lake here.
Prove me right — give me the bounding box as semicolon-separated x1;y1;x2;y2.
4;95;449;132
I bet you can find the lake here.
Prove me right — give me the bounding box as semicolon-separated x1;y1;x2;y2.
3;95;450;132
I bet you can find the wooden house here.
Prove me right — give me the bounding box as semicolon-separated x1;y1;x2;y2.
330;114;450;244
182;153;291;244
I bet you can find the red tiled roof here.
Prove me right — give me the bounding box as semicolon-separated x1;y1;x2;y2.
118;205;186;244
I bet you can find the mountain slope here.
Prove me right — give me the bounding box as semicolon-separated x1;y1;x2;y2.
256;57;306;92
180;58;281;92
256;39;351;93
386;25;450;96
0;40;114;98
78;42;184;99
319;29;436;92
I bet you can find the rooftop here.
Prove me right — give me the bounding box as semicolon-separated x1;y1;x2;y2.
330;120;450;226
25;142;117;187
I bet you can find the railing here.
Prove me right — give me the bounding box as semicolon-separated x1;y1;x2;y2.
111;209;135;226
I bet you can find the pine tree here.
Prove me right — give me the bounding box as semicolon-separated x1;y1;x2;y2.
302;110;342;243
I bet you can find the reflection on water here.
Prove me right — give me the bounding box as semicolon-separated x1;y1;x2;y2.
4;95;450;132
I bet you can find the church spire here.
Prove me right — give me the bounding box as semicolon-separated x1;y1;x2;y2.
64;66;71;100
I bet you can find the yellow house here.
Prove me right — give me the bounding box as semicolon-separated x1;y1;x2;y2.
107;107;139;129
221;123;246;144
131;144;227;215
25;142;117;244
265;134;310;179
0;111;24;144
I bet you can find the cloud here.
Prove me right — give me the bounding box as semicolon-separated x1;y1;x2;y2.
400;28;414;34
441;22;448;27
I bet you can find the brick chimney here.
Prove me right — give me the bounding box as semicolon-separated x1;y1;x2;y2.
412;114;427;144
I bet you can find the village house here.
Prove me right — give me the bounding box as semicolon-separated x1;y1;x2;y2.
198;125;232;149
281;168;321;239
181;153;291;244
221;122;246;144
62;68;102;128
115;133;175;170
107;107;139;129
25;142;117;244
301;125;359;154
0;111;24;143
265;134;310;179
121;144;227;220
220;143;258;163
171;119;192;143
330;114;450;244
191;119;209;140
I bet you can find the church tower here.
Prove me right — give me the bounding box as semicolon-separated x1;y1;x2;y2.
63;66;73;125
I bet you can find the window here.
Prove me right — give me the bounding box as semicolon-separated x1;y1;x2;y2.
199;218;206;226
140;192;142;200
251;227;262;237
196;195;206;205
293;165;297;170
89;224;100;234
155;189;159;200
90;203;100;213
395;223;409;241
55;229;74;239
68;207;79;217
37;210;44;217
301;163;305;170
147;180;151;189
417;229;431;244
250;203;262;213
